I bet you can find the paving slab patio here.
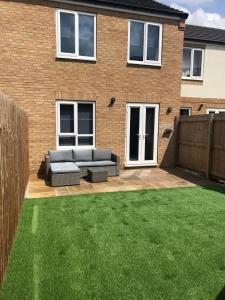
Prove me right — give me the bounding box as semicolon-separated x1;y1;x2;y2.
26;167;216;199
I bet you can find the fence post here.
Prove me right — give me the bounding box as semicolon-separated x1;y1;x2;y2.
206;113;214;179
173;116;180;168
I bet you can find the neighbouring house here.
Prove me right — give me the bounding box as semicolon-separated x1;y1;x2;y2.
0;0;225;176
181;25;225;116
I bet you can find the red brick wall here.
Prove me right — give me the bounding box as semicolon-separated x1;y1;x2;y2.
0;0;185;174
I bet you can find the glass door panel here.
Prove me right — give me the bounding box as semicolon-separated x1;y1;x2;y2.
129;107;140;162
144;107;155;161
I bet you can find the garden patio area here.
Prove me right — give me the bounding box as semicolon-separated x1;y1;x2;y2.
27;167;211;198
1;185;225;300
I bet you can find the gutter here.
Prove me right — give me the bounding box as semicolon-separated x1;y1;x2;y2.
49;0;188;20
185;38;225;46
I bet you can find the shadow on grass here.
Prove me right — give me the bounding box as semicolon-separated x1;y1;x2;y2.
215;287;225;300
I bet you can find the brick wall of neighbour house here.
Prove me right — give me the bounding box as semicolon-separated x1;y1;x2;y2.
180;97;225;114
0;0;185;175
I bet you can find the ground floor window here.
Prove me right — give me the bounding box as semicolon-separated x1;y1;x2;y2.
56;101;95;148
180;107;192;116
207;108;225;114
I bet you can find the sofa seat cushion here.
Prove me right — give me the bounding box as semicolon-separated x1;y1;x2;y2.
48;150;73;163
50;162;80;174
93;149;112;161
73;149;93;162
75;160;116;167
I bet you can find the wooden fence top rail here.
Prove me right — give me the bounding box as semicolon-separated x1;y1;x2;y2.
180;115;210;122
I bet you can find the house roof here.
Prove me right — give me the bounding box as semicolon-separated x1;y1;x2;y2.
67;0;188;19
185;24;225;45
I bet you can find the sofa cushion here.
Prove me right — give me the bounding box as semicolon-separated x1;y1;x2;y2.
48;150;73;163
75;160;116;167
73;149;93;162
93;149;112;161
50;162;80;174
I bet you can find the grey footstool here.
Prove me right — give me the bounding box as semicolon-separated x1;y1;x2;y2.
50;162;80;187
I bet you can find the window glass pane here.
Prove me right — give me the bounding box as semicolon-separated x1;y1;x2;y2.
59;136;76;146
60;12;75;54
145;108;155;160
129;107;140;161
182;48;192;77
180;108;190;116
193;50;203;77
130;22;144;61
78;136;93;146
60;104;74;133
79;15;95;57
147;25;160;61
78;104;93;134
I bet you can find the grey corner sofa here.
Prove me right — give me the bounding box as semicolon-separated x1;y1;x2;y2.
45;149;120;187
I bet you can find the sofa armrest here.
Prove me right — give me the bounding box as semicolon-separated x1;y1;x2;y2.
111;153;120;176
111;153;120;164
45;155;50;177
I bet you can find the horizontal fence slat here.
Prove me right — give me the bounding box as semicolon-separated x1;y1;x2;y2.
178;141;207;148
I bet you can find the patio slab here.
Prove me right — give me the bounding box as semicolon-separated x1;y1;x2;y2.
26;167;215;199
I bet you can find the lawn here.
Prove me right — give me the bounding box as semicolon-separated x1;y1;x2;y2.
1;186;225;300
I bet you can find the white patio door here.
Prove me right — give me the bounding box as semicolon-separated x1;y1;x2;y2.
126;104;159;166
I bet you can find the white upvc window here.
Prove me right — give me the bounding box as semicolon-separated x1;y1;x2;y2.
56;101;95;149
180;107;192;116
182;47;204;80
207;108;225;114
56;9;96;60
128;20;162;66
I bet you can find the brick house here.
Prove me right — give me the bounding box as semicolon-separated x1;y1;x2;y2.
0;0;225;176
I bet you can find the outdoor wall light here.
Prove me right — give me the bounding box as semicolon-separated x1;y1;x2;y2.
167;107;173;114
198;104;203;111
163;128;173;138
109;97;116;107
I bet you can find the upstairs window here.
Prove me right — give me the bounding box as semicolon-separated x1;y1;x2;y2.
182;47;204;80
57;101;95;148
128;20;162;66
56;9;96;60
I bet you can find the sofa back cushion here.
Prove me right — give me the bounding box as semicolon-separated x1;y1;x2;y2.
48;150;73;163
73;149;93;162
93;149;112;161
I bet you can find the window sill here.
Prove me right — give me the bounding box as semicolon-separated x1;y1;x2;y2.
56;54;97;62
127;60;162;67
182;77;203;82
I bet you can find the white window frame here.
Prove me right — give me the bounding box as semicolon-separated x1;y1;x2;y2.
56;101;96;149
56;9;97;61
182;47;204;81
127;19;163;66
180;107;192;116
207;108;225;114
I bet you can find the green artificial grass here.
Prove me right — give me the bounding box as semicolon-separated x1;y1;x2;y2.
1;186;225;300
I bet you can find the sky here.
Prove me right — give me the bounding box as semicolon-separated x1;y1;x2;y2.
159;0;225;29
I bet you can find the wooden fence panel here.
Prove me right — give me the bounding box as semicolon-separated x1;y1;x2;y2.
211;114;225;179
0;92;29;286
177;113;225;181
178;115;209;174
